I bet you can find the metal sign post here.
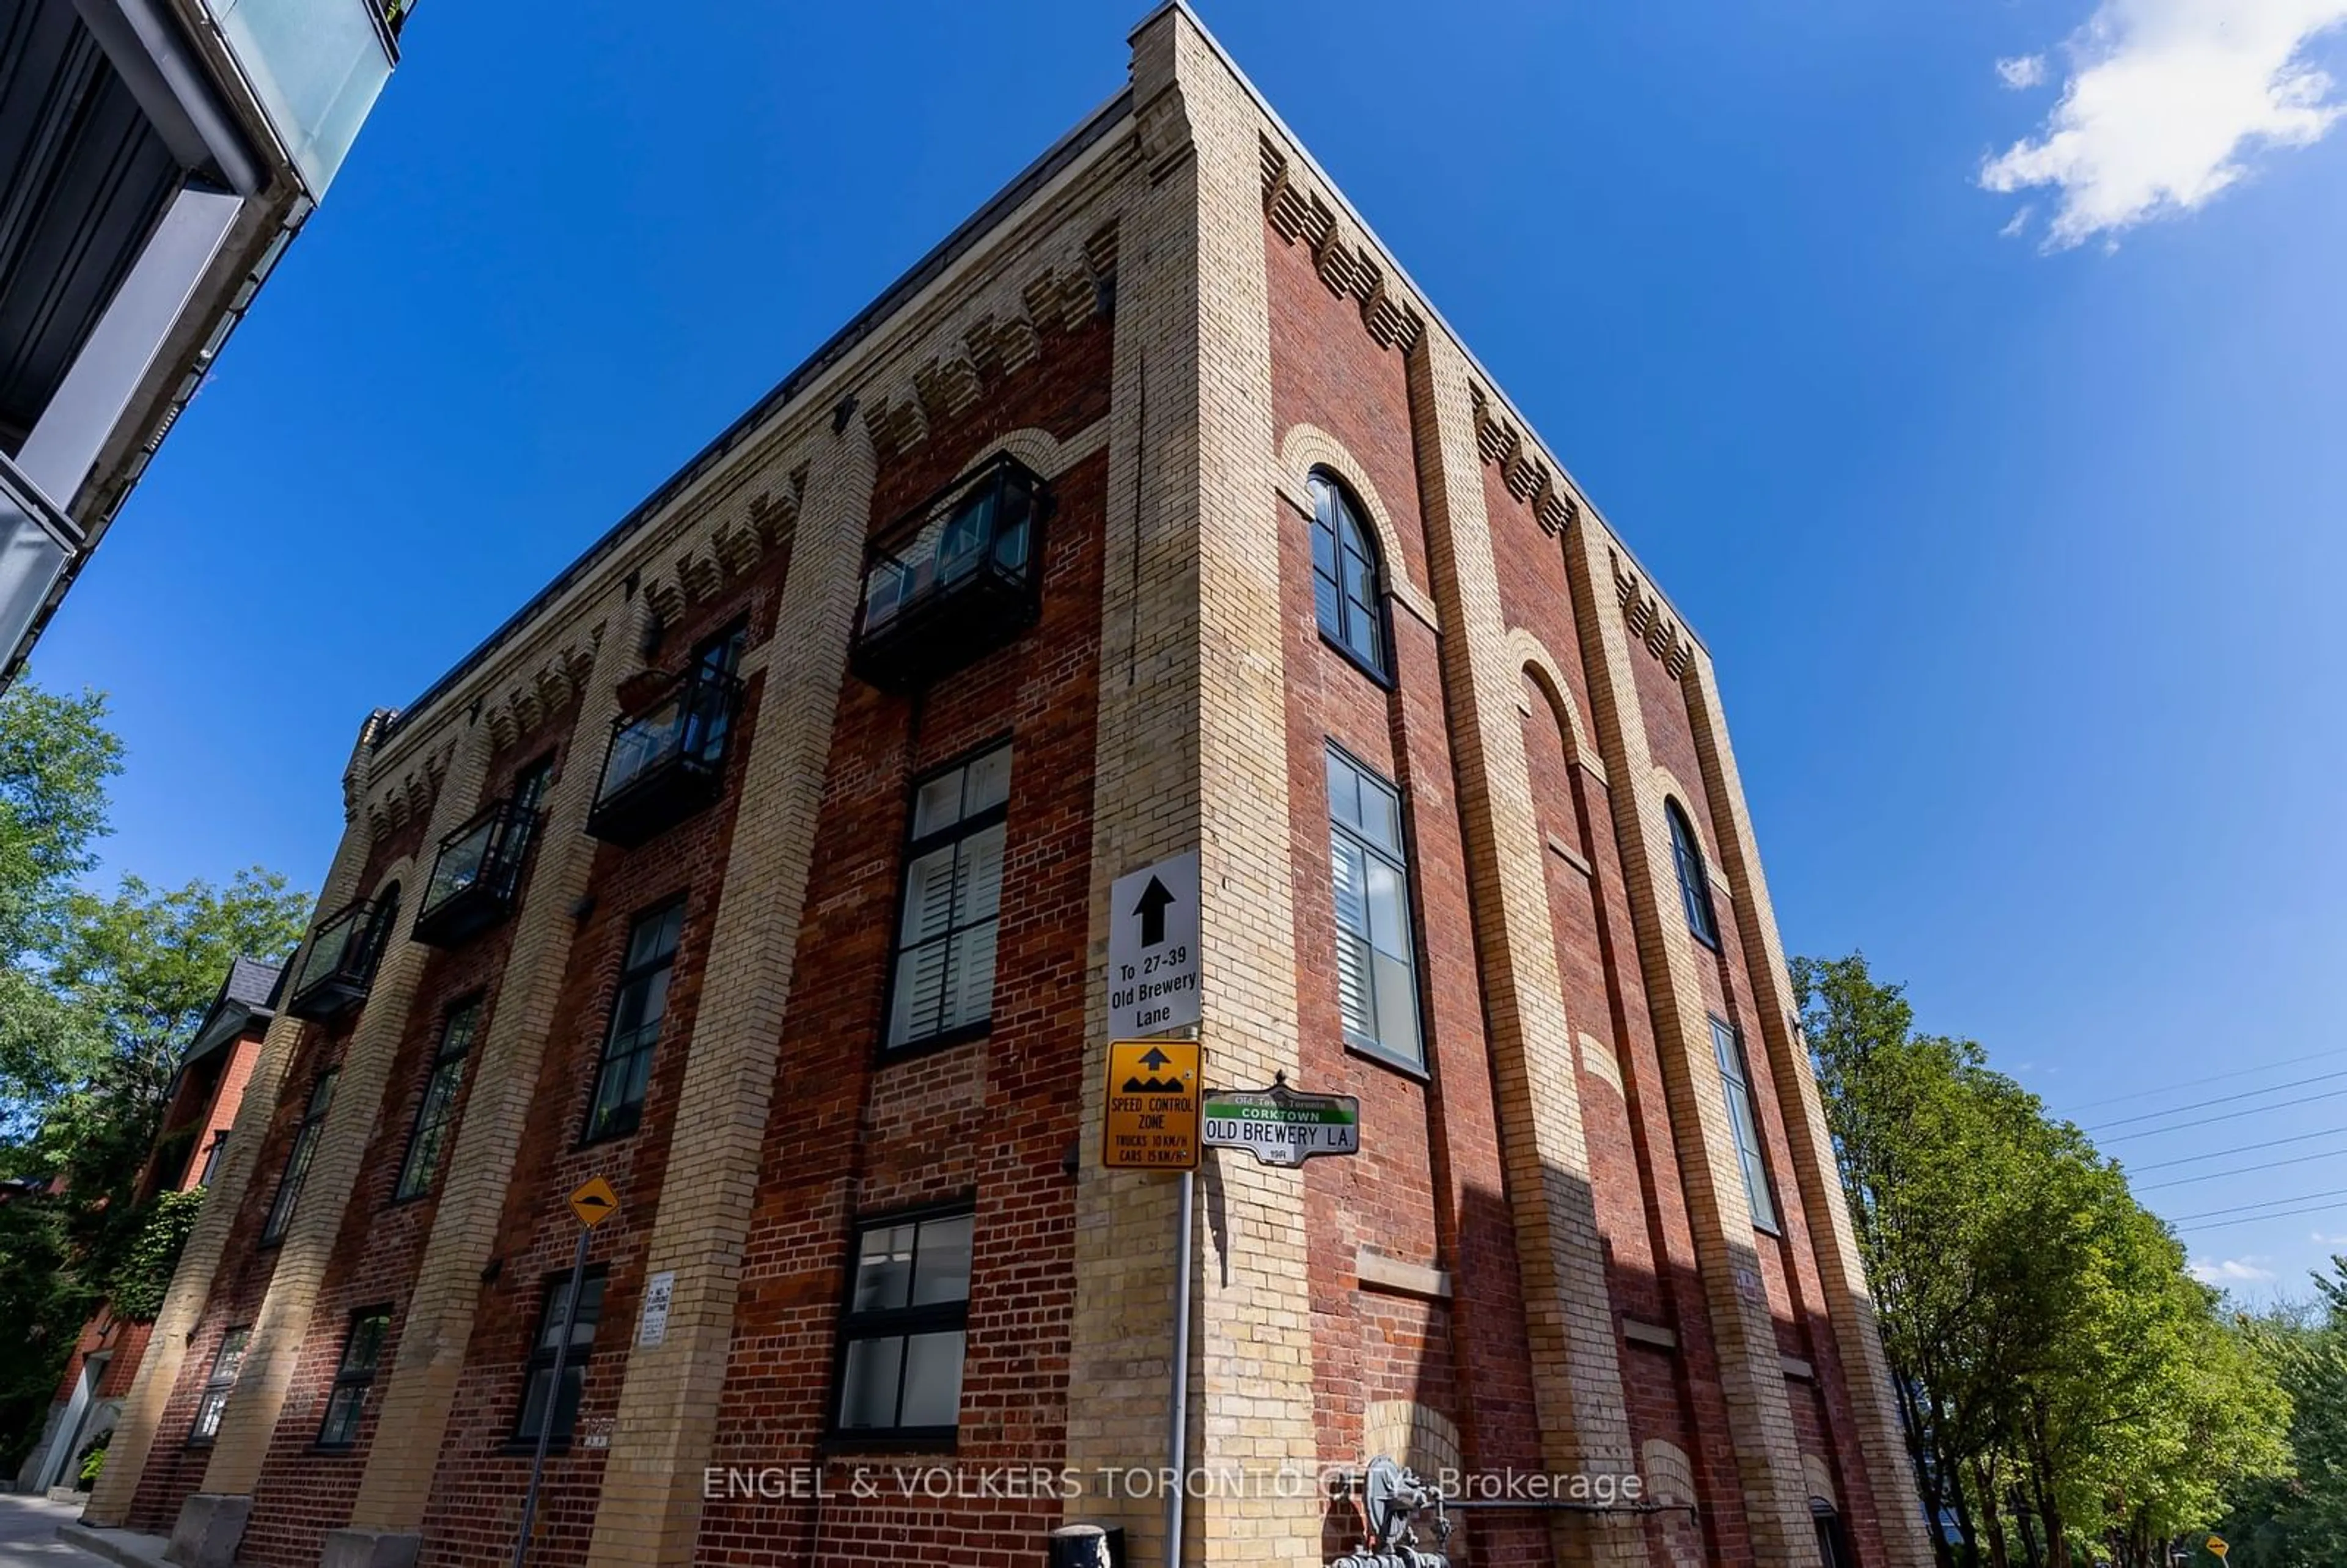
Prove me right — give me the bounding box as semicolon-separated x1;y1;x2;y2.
1166;1164;1193;1568
512;1178;617;1568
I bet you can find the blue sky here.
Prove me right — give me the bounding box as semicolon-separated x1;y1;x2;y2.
31;0;2347;1291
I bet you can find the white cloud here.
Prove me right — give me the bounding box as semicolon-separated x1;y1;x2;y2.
2313;1231;2347;1245
1980;0;2347;248
2000;203;2037;237
2190;1255;2278;1284
1999;54;2051;89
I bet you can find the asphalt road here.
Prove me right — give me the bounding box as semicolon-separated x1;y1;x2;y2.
0;1493;98;1568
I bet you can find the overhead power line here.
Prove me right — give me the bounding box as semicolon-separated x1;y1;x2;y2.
2175;1201;2347;1237
2068;1046;2347;1113
2136;1146;2347;1192
2127;1125;2347;1174
2166;1185;2347;1225
2086;1067;2347;1130
2097;1085;2347;1145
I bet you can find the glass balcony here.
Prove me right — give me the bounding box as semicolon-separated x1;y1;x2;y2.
201;0;398;197
584;666;743;847
850;454;1049;693
412;800;538;947
287;898;387;1022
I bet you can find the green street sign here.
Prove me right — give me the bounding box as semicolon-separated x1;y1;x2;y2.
1202;1077;1361;1167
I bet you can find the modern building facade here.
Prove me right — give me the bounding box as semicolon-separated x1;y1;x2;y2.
17;957;280;1497
0;0;410;686
83;8;1931;1566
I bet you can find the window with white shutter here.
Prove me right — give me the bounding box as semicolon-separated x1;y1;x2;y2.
886;742;1012;1049
1326;746;1423;1068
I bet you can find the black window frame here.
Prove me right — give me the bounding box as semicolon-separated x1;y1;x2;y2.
1667;801;1721;949
262;1066;339;1245
315;1305;393;1449
878;740;1013;1057
1307;471;1393;686
187;1327;249;1446
507;752;556;866
827;1203;975;1448
1711;1015;1780;1234
196;1129;227;1186
579;898;687;1145
509;1267;607;1452
392;995;483;1202
1324;743;1427;1074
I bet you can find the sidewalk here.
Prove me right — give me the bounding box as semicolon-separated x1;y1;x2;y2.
0;1492;91;1568
0;1492;166;1568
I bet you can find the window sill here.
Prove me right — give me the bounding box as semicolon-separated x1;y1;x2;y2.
875;1021;991;1065
1317;629;1395;691
502;1438;577;1459
1342;1037;1429;1084
818;1432;960;1458
575;1120;642;1152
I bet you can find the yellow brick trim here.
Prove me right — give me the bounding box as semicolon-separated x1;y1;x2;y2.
81;807;378;1526
582;423;870;1568
1561;515;1815;1561
1505;625;1602;782
1678;651;1936;1568
348;586;650;1532
202;728;489;1497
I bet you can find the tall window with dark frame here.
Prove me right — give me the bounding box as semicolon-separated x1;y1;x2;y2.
262;1068;338;1244
509;753;554;862
360;880;403;968
512;1269;606;1447
1711;1016;1779;1231
196;1130;227;1185
1309;471;1386;678
581;901;686;1142
1326;747;1423;1068
885;744;1010;1050
682;620;746;759
832;1209;973;1441
394;998;481;1200
188;1328;248;1445
315;1307;392;1448
1667;801;1720;948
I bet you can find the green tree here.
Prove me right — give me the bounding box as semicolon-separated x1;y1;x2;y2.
0;680;122;1135
2217;1261;2347;1566
1794;953;2292;1568
0;679;310;1471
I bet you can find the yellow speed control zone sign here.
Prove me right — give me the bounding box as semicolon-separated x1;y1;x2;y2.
1103;1039;1202;1170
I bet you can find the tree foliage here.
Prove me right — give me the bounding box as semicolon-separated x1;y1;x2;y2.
1795;952;2291;1568
0;678;309;1472
2214;1261;2347;1566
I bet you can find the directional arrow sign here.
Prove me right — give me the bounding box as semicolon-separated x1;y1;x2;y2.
1108;851;1200;1037
1134;876;1175;946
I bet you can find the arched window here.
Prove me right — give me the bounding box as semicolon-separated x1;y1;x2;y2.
1666;803;1718;948
1309;471;1386;678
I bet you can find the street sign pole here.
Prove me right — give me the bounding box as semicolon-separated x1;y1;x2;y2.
512;1224;588;1568
1166;1163;1193;1568
514;1178;617;1568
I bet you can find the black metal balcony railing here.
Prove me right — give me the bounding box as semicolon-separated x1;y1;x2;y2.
412;800;539;947
287;898;389;1022
850;453;1050;692
584;665;743;847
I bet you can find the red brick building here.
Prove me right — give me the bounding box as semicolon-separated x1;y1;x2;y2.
85;8;1929;1567
16;958;279;1496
